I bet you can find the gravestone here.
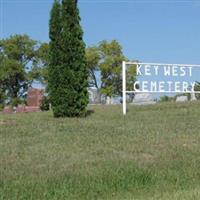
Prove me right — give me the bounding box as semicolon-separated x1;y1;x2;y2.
27;88;44;107
16;104;26;113
176;96;188;102
106;96;114;105
3;88;44;114
15;88;44;113
3;106;13;114
88;88;101;104
191;92;197;101
132;93;156;105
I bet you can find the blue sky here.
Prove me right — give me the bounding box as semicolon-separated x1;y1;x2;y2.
1;0;200;64
1;0;200;94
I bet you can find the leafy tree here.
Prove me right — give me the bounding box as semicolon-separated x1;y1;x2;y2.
194;82;200;100
125;61;138;102
49;0;88;117
40;96;50;111
32;42;49;84
85;42;137;103
0;88;6;104
86;46;100;89
99;40;126;98
126;62;138;91
0;34;48;106
0;34;38;105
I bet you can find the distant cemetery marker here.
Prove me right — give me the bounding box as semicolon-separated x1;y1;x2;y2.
122;61;200;115
27;88;44;107
3;88;44;114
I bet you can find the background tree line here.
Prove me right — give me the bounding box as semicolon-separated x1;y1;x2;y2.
0;34;137;108
1;34;199;108
86;40;137;102
0;34;49;108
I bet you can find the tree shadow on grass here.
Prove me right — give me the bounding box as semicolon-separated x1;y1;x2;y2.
86;109;95;117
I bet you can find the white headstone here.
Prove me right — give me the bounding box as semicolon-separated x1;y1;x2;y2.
132;93;156;105
88;87;101;104
176;96;188;102
191;92;197;101
106;96;115;105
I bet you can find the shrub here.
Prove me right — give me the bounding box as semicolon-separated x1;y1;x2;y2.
40;96;50;111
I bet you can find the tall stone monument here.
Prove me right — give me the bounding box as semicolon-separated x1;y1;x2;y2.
3;88;44;114
25;88;44;112
27;88;44;107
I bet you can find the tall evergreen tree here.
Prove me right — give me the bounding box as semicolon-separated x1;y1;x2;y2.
61;0;88;117
48;0;63;117
49;0;88;117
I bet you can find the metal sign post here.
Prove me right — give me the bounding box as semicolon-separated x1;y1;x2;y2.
122;61;126;115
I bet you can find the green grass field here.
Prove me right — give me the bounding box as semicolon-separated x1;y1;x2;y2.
1;102;200;200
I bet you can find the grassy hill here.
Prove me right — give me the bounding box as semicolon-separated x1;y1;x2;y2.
1;102;200;200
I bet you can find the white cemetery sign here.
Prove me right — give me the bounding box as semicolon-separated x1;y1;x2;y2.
122;61;200;115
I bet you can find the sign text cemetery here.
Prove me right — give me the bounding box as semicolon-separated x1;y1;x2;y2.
122;62;200;115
